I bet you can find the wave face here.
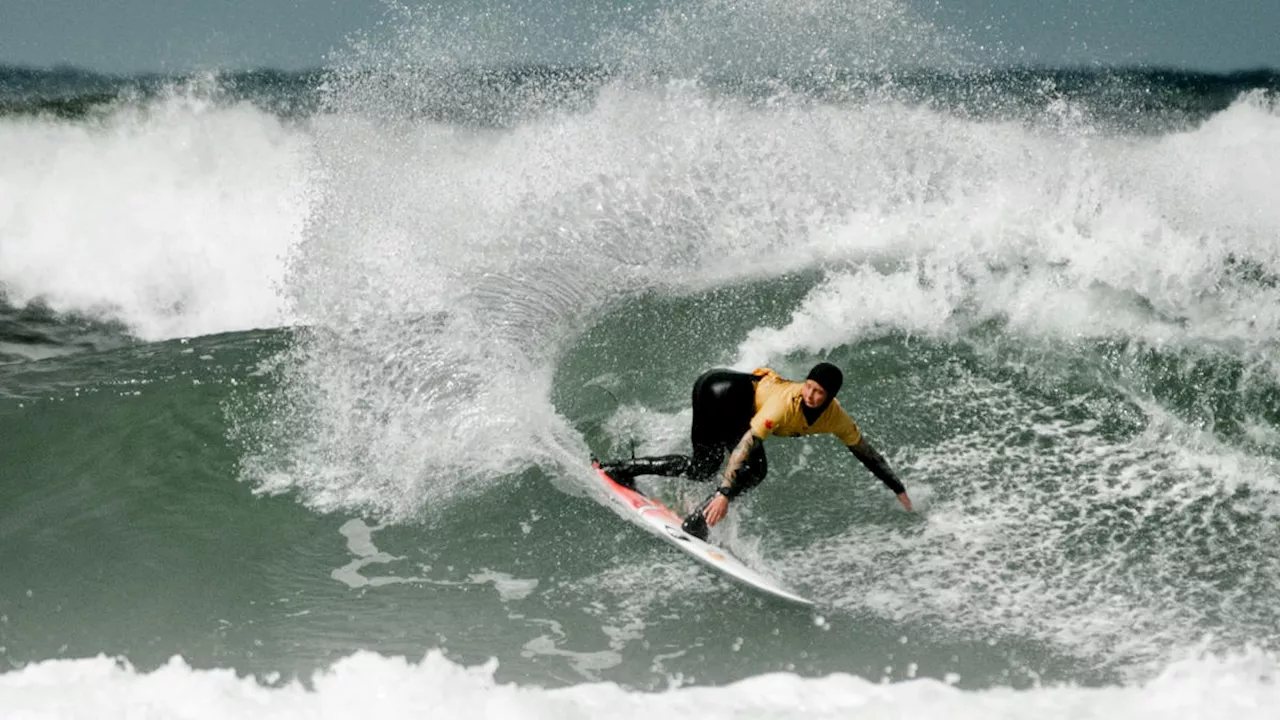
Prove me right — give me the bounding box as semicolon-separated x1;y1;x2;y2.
3;0;1280;715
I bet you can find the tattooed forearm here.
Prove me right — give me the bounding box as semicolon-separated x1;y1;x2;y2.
722;430;757;489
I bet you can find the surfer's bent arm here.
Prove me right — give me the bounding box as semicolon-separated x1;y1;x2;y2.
720;429;758;498
848;437;912;510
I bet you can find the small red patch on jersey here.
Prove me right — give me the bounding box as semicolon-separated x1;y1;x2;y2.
764;419;773;429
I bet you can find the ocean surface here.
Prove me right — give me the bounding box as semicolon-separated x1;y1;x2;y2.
4;2;1280;717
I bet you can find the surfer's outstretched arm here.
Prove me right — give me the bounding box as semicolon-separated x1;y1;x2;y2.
848;437;913;511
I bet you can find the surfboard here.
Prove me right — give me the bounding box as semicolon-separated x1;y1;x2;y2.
591;462;813;606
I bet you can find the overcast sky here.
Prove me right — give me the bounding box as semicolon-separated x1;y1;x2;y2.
2;0;1277;74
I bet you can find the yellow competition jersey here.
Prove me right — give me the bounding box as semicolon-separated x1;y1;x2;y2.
747;368;861;445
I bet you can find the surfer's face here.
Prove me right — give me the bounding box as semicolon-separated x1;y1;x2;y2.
801;380;828;409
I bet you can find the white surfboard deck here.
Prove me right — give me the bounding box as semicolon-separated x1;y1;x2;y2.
592;462;813;606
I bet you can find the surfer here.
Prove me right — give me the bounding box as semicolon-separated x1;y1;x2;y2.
598;363;912;540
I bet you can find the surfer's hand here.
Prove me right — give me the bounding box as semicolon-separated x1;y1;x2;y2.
897;493;913;512
704;493;730;526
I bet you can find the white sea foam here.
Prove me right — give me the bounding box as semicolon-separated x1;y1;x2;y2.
0;83;310;340
220;0;1280;557
732;90;1280;365
735;267;959;366
237;84;1280;524
695;90;1280;678
2;647;1278;719
778;364;1280;678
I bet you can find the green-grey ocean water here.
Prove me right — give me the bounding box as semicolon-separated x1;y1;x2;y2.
3;32;1280;701
5;271;1280;689
0;295;1067;688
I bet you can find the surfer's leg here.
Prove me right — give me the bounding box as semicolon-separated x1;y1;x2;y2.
687;368;756;480
686;437;727;480
601;369;754;493
598;455;689;490
678;369;759;539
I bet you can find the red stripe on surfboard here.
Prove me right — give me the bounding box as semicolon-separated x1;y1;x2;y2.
593;465;648;509
593;464;680;520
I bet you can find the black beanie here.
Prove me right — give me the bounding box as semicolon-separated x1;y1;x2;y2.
806;362;844;398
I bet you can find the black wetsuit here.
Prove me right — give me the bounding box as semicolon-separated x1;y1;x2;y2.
598;369;768;497
686;369;768;494
597;369;768;539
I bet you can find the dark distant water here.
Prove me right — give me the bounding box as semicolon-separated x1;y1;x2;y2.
3;63;1277;130
3;16;1280;719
